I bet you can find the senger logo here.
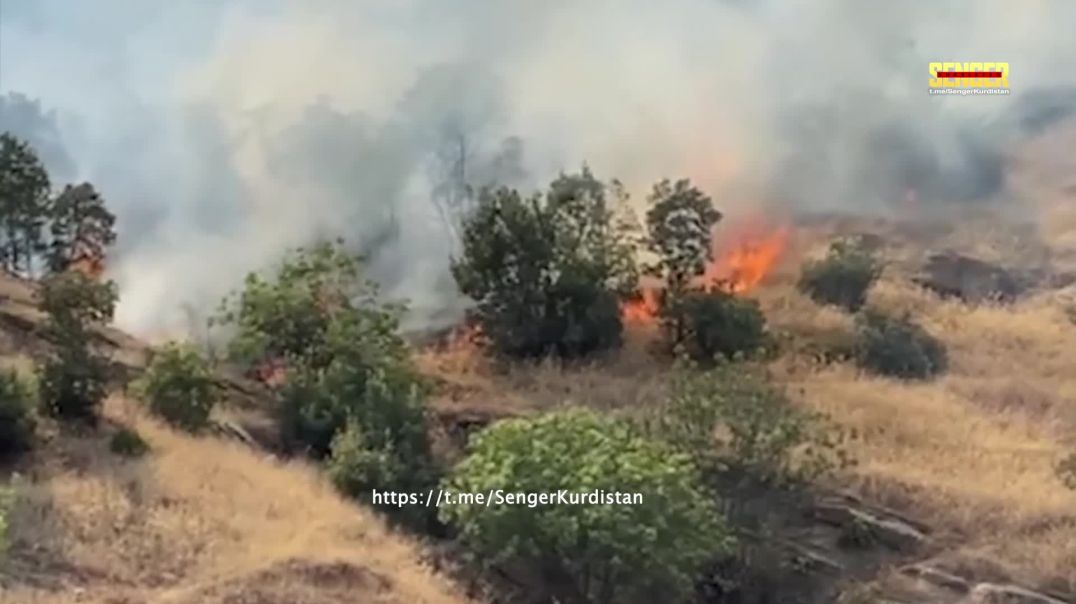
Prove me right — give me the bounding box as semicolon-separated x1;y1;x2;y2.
929;62;1009;89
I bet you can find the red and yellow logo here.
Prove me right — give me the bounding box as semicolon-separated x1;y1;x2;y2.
929;62;1009;89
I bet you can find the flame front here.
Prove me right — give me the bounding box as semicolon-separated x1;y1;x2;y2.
618;217;790;326
620;287;661;325
706;224;791;293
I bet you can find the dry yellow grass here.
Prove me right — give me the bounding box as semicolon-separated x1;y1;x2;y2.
771;278;1076;592
1;398;472;604
415;200;1076;595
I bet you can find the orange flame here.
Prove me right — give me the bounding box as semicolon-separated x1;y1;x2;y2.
620;287;661;325
617;215;791;326
705;223;791;293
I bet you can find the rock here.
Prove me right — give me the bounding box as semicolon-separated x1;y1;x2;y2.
779;540;845;575
964;583;1071;604
902;564;971;594
915;252;1033;303
814;501;928;553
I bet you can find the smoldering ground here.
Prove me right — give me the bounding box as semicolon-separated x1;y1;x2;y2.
2;0;1076;336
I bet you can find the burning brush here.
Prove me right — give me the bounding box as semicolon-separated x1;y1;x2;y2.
620;217;791;324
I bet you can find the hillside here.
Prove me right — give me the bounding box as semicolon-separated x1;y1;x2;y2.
416;125;1076;602
0;277;471;604
2;125;1076;603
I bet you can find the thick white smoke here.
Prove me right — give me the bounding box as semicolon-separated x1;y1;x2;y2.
2;0;1075;336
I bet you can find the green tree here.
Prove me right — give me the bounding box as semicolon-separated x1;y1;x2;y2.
452;167;638;358
643;179;722;345
0;132;51;276
36;271;118;421
278;311;426;459
798;238;883;312
644;179;721;296
46;183;116;275
215;240;431;481
214;240;392;373
134;342;217;432
441;409;733;604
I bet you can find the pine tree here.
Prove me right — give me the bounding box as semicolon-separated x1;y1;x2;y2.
47;183;116;275
0;133;52;276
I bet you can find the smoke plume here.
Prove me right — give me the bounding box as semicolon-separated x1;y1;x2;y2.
2;0;1075;335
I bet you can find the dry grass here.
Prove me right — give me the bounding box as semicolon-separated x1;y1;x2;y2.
0;397;471;604
413;201;1076;594
773;282;1076;592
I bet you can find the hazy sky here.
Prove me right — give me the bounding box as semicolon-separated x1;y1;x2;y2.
2;0;1075;336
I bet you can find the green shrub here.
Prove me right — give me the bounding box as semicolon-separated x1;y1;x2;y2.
798;238;882;312
0;370;36;457
668;288;770;363
37;347;111;421
278;311;428;460
441;408;733;604
646;364;852;484
451;167;638;359
327;421;401;496
134;343;216;432
109;427;149;458
854;311;947;380
36;270;117;421
213;240;393;373
326;419;436;528
215;240;422;462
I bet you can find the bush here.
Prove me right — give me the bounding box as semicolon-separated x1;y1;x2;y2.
326;418;436;528
669;288;770;363
0;370;35;457
452;167;638;359
854;311;947;380
278;310;428;459
327;421;401;496
36;271;117;421
798;238;882;312
134;343;216;432
441;409;733;604
214;240;393;373
215;241;423;462
109;427;149;458
645;364;852;484
37;347;111;421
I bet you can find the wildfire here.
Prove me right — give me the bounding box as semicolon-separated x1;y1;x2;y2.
705;223;791;294
621;286;661;325
619;216;791;325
